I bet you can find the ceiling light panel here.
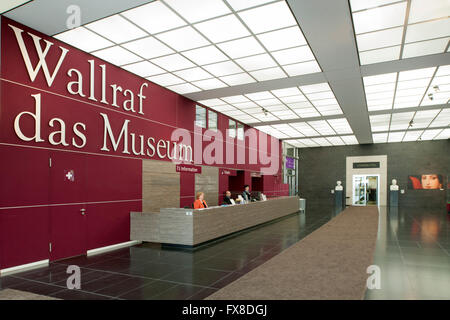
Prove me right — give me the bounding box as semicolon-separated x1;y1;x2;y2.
271;87;302;97
121;1;186;34
192;78;228;90
271;46;315;65
351;0;450;65
150;53;195;71
280;95;308;103
429;109;450;127
182;45;228;65
405;19;450;43
282;61;321;77
290;122;319;136
250;67;286;81
389;112;414;130
167;83;201;94
122;37;174;59
402;38;450;59
434;128;450;140
203;60;244;77
238;1;297;34
194;14;250;43
420;129;442;140
257;26;307;51
235;53;277;72
173;67;213;81
226;0;274;11
210;104;237;112
307;120;336;135
363;66;449;111
359;46;401;65
147;73;185;86
197;98;228;107
86;15;147;44
349;0;400;12
165;0;231;23
388;131;405;143
217;37;266;59
222;95;250;104
402;130;423;142
53;0;321;97
341;135;359;145
296;138;319;147
372;132;388;143
312;138;333;146
299;83;331;93
356;27;404;51
122;61;165;77
92;46;142;65
54;27;114;53
408;0;450;23
327;118;353;134
370;114;391;132
155;26;210;51
220;73;256;85
326;136;346;146
255;98;282;107
411;109;440;128
352;2;407;34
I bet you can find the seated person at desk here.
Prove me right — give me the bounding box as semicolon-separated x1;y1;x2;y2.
193;192;208;209
242;185;252;203
223;191;235;205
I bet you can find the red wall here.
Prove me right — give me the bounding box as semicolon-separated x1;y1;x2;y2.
0;17;286;269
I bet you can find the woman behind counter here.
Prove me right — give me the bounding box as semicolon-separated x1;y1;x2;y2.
193;192;208;209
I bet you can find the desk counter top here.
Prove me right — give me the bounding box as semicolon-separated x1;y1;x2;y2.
131;196;300;246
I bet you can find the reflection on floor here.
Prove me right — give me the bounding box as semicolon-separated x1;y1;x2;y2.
1;205;448;300
365;206;450;300
0;206;335;300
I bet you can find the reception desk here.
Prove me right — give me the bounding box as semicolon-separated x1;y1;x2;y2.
130;196;300;246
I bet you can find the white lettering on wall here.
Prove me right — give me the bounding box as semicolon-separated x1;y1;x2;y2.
100;113;130;154
48;117;69;146
9;24;68;87
14;93;44;142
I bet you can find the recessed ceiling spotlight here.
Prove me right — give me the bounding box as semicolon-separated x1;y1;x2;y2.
428;93;434;100
433;85;440;92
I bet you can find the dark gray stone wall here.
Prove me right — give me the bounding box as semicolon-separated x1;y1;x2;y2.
298;140;450;208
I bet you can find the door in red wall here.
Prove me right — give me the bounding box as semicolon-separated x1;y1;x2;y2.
49;151;87;261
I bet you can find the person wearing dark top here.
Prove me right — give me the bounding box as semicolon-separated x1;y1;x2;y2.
242;185;251;203
223;190;233;205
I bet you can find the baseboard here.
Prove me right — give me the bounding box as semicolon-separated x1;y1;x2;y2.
87;240;141;257
0;259;49;277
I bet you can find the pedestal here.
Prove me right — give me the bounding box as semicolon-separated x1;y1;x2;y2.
390;190;399;207
335;190;343;211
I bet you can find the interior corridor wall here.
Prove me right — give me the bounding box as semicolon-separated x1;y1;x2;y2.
298;140;449;208
0;17;287;270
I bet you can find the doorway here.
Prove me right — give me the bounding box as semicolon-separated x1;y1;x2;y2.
352;175;379;206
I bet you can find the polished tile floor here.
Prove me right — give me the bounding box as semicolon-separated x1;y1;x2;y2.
365;206;450;300
0;206;335;300
1;205;448;300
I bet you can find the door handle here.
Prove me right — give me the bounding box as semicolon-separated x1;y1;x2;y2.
80;208;86;215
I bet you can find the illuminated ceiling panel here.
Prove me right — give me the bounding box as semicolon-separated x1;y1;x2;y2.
55;0;320;96
350;0;450;65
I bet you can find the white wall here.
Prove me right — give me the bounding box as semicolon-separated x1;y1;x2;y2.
346;155;387;206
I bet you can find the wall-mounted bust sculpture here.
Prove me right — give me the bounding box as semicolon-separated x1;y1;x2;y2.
390;179;399;191
335;180;343;191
